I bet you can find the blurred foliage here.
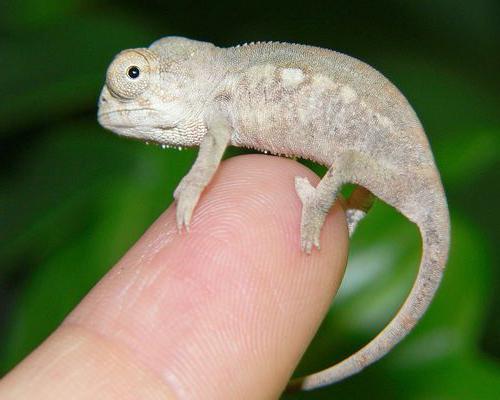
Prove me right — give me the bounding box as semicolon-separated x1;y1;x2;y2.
0;0;499;398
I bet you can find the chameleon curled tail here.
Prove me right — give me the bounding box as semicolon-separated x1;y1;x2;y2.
288;182;450;391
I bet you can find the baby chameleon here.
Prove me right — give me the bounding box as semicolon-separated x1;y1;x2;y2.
97;37;450;391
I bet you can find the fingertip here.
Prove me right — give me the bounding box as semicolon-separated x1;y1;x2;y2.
4;155;349;400
71;154;348;398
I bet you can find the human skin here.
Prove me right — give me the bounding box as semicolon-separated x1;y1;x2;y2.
0;156;348;399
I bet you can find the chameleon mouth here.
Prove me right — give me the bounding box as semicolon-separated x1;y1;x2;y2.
97;108;160;130
97;110;177;142
97;108;157;122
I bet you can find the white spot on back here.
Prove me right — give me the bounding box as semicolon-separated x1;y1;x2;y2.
312;74;337;88
340;85;357;103
280;68;305;89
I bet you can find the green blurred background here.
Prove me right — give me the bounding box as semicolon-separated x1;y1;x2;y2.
1;0;499;398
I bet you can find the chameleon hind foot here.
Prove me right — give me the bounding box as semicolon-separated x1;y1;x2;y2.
295;176;374;251
295;176;329;253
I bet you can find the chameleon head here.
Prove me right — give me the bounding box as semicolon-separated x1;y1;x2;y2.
97;43;207;147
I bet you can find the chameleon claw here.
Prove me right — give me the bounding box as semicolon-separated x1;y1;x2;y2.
175;197;194;233
176;219;190;234
301;233;321;254
174;180;202;234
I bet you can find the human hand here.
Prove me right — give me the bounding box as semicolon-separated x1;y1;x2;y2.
0;155;348;399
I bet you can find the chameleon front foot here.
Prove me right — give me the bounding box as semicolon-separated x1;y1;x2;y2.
174;178;203;232
294;176;328;254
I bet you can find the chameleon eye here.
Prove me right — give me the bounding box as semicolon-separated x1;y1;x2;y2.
106;49;157;100
127;66;140;79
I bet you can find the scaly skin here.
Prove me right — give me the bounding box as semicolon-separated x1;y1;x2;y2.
97;37;450;391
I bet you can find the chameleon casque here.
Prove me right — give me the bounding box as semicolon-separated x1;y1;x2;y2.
97;37;450;391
